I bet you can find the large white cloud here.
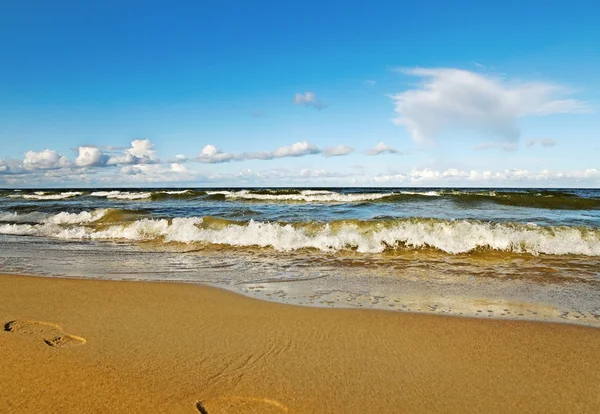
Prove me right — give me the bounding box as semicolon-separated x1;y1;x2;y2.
127;139;158;162
392;68;588;144
76;139;159;167
23;150;71;170
76;146;109;167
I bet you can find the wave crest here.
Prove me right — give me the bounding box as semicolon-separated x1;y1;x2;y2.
1;211;598;256
205;190;395;203
8;191;82;200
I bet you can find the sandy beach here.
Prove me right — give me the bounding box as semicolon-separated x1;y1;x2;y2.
1;273;599;413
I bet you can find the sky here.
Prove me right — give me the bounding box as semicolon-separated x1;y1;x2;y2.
0;0;599;188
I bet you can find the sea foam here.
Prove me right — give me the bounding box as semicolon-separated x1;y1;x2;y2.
90;191;152;200
1;211;598;256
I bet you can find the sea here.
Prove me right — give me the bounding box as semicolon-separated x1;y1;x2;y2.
1;187;599;327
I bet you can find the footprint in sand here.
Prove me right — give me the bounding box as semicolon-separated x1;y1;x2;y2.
195;396;289;413
4;320;86;348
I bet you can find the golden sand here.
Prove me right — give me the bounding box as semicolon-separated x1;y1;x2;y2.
1;273;599;413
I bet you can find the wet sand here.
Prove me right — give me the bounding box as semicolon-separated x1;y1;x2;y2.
1;273;599;413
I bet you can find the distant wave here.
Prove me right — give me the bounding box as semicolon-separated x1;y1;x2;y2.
91;190;201;200
440;190;600;210
1;210;598;256
205;190;396;202
90;191;153;200
8;191;82;200
1;188;598;209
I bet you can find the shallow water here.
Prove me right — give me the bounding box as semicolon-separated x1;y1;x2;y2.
0;187;599;327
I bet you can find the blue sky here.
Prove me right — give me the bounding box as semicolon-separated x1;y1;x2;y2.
0;0;599;187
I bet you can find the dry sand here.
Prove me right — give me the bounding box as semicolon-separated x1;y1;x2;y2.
1;273;599;413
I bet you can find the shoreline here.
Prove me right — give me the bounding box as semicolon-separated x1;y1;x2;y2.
2;273;600;413
3;271;598;329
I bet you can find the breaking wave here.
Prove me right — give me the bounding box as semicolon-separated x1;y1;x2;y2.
203;189;600;209
1;210;598;256
8;191;83;200
0;209;108;225
205;190;396;202
89;190;200;200
90;191;153;200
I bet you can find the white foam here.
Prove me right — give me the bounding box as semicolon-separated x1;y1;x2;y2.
161;190;191;195
2;216;598;256
0;209;107;225
0;211;49;223
399;191;440;196
8;191;83;200
206;190;394;202
42;209;107;225
0;223;40;236
90;191;152;200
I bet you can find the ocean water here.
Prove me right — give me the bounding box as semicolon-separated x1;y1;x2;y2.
1;187;599;326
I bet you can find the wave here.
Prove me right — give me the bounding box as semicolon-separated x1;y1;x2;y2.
440;190;600;210
202;189;600;209
90;191;152;200
0;209;108;225
1;210;598;256
205;190;396;203
398;190;440;197
2;188;598;210
150;190;203;201
8;191;83;200
90;190;203;200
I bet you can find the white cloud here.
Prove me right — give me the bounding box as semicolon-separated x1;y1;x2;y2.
197;141;321;163
196;144;235;164
76;139;159;167
127;139;158;162
526;138;557;148
365;80;377;86
366;142;400;155
392;68;588;144
76;146;109;167
293;92;326;110
323;145;354;157
273;141;320;158
23;150;71;170
106;152;136;165
0;159;23;174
